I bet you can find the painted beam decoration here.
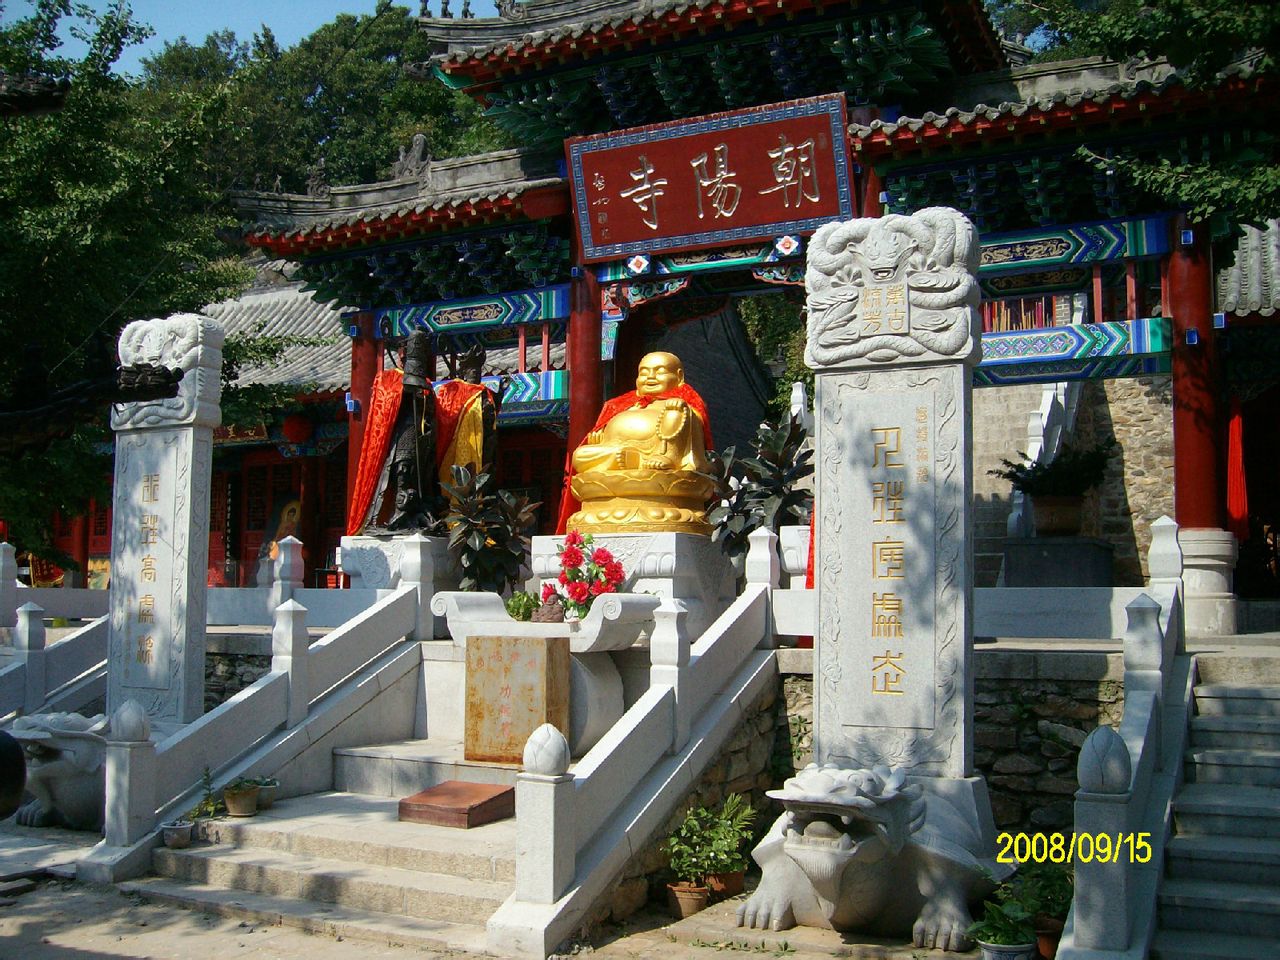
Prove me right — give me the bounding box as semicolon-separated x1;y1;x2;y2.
975;317;1172;386
372;285;570;337
979;216;1170;275
568;95;853;263
463;370;569;426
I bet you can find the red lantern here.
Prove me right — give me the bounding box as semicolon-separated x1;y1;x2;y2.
281;413;314;444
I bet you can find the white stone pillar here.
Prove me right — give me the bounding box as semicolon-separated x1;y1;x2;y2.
1072;725;1134;951
14;602;46;715
805;208;981;778
516;724;575;903
104;700;157;847
398;533;436;641
272;599;310;729
649;599;691;753
0;542;17;631
270;535;304;610
1178;528;1238;636
107;314;224;725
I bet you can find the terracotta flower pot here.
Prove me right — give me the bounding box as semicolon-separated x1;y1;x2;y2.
705;870;745;900
666;881;710;919
255;781;279;810
1035;916;1065;960
1030;495;1084;536
531;601;565;623
223;784;260;817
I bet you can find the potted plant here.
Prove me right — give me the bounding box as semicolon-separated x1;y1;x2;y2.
442;464;540;594
222;777;260;818
1020;861;1073;959
663;794;757;916
251;776;280;810
539;531;626;622
160;818;194;849
505;591;540;622
968;878;1038;960
988;438;1116;536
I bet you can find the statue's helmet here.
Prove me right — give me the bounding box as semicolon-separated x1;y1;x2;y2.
403;330;434;389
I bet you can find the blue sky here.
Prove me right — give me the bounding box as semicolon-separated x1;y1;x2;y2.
4;1;499;74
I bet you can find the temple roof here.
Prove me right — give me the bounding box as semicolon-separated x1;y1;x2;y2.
1219;219;1280;318
236;149;567;258
421;0;1006;85
849;57;1267;160
0;71;69;117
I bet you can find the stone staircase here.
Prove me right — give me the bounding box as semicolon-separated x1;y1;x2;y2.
972;383;1047;587
122;744;520;952
1151;655;1280;959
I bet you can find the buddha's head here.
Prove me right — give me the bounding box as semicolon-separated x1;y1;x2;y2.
636;351;684;396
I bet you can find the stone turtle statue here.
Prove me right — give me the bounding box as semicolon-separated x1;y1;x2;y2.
9;712;108;831
737;763;1009;952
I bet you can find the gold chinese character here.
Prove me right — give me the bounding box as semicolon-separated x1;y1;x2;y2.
140;514;160;547
871;649;906;695
690;143;741;220
760;135;819;208
135;635;154;666
137;594;155;624
915;466;929;483
620;155;668;231
872;481;905;523
861;287;885;334
916;425;929;442
917;445;929;463
872;593;904;638
885;284;908;333
141;474;160;503
872;539;905;579
871;427;904;469
915;406;928;423
141;556;157;582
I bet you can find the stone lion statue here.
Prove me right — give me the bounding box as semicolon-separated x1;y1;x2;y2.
737;764;1009;952
8;712;108;831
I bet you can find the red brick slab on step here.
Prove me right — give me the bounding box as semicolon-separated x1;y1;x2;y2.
397;780;515;828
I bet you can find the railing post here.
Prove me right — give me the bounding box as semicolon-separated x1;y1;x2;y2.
399;533;435;641
14;602;45;715
516;724;575;904
650;599;691;753
0;542;16;630
271;536;304;609
1072;725;1134;950
272;599;310;729
745;528;779;648
104;699;156;846
1147;516;1184;648
1122;594;1167;698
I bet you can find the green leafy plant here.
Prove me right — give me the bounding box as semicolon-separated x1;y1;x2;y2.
1019;861;1074;922
186;766;224;820
505;591;540;622
708;414;813;562
224;777;258;794
442;464;540;594
967;879;1036;946
665;794;757;885
988;438;1116;498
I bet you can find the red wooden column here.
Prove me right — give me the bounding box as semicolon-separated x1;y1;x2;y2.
346;311;380;502
567;267;603;452
859;163;884;219
69;515;89;588
1167;217;1223;530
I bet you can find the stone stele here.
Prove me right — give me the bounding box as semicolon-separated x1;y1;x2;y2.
107;314;224;727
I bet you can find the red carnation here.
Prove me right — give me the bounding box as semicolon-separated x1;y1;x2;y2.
560;545;584;567
564;530;585;548
566;581;590;603
591;547;614;565
558;571;569;585
541;582;558;603
604;560;625;584
590;580;617;596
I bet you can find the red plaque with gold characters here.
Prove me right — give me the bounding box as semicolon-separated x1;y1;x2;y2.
566;94;853;263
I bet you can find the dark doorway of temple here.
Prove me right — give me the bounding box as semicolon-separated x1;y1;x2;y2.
1237;381;1280;598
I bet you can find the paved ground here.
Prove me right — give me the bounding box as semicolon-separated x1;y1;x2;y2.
0;878;949;960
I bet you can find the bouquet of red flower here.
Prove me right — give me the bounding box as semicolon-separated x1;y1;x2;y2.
540;530;626;621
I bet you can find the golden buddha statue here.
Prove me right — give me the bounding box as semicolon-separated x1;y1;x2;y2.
558;351;716;536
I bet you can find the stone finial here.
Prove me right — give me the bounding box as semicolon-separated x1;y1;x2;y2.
1147;515;1182;581
111;314;225;430
523;723;570;776
111;699;151;742
745;528;780;587
1077;725;1131;794
14;602;45;652
805;207;981;370
789;381;814;434
1122;593;1164;675
650;598;690;668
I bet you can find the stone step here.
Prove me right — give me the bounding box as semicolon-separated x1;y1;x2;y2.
1195;655;1280;686
120;876;490;954
1150;929;1278;960
1194;684;1280;717
153;844;511;925
1189;714;1280;751
1165;835;1280;886
333;738;519;798
1173;783;1280;838
1158;878;1280;939
1185;749;1280;787
196;792;516;883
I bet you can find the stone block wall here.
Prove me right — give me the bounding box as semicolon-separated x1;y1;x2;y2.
1075;376;1174;584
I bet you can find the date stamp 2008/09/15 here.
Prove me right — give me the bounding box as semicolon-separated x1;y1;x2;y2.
996;832;1152;865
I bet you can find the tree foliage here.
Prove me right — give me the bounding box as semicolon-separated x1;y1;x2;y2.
999;0;1280;224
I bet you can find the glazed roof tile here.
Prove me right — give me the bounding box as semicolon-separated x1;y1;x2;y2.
1219;219;1280;318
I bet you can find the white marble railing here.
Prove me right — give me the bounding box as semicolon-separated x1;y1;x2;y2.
0;606;108;721
491;529;781;955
